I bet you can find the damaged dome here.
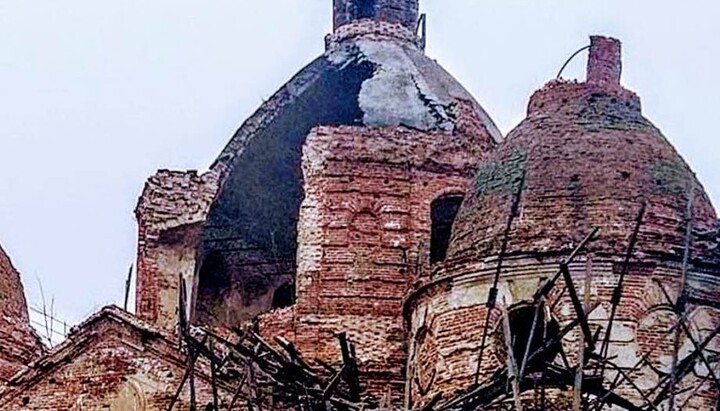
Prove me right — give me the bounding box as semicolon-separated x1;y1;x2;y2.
196;9;501;326
213;20;501;169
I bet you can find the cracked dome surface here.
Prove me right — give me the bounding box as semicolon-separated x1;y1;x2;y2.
194;24;501;326
213;28;501;170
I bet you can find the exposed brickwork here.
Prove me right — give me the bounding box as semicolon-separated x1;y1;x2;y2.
0;306;233;410
333;0;419;32
0;244;43;385
255;120;494;406
587;36;622;86
406;37;720;410
449;73;717;265
2;6;718;408
328;20;418;48
135;169;220;332
406;256;720;408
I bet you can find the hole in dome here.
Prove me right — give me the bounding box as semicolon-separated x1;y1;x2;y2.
430;194;464;263
621;171;630;179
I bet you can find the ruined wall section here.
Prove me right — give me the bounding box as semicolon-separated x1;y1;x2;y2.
0;307;233;410
0;245;43;384
405;37;720;410
135;170;219;332
405;256;720;409
259;119;492;405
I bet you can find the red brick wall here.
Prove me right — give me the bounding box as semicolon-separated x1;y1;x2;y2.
0;244;42;384
135;170;219;331
406;255;720;409
333;0;418;32
0;314;233;410
406;37;720;409
257;121;493;406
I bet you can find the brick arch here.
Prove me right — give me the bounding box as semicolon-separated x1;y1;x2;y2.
349;209;382;243
686;306;720;378
413;324;438;395
636;304;678;374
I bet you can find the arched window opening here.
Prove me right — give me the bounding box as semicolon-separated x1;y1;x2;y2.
353;0;377;19
272;281;295;309
430;195;464;263
507;304;561;375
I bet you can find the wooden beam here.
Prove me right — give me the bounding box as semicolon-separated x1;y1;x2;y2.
500;300;524;411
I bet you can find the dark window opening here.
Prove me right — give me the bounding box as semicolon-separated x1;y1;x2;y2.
430;195;464;263
353;0;377;19
507;304;561;374
272;282;295;309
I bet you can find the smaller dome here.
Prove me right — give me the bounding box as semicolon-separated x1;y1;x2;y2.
448;36;718;264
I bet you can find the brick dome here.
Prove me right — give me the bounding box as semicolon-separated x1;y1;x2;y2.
448;36;718;264
404;36;720;409
194;0;500;327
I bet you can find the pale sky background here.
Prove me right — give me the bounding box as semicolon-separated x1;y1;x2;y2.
1;0;718;338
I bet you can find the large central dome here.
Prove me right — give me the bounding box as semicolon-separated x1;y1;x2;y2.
194;0;501;326
212;3;501;169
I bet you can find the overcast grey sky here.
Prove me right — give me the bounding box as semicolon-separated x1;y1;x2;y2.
1;0;718;329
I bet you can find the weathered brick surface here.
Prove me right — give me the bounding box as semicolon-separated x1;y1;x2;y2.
406;255;720;408
449;39;718;265
406;37;720;410
135;169;220;331
0;244;43;384
4;20;718;411
256;120;494;406
328;19;418;49
333;0;418;32
0;306;235;410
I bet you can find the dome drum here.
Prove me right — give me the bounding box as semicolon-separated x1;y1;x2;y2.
333;0;419;32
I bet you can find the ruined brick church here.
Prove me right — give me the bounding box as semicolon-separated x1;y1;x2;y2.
1;1;719;410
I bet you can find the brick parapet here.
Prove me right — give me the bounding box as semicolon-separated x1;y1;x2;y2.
134;169;220;237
